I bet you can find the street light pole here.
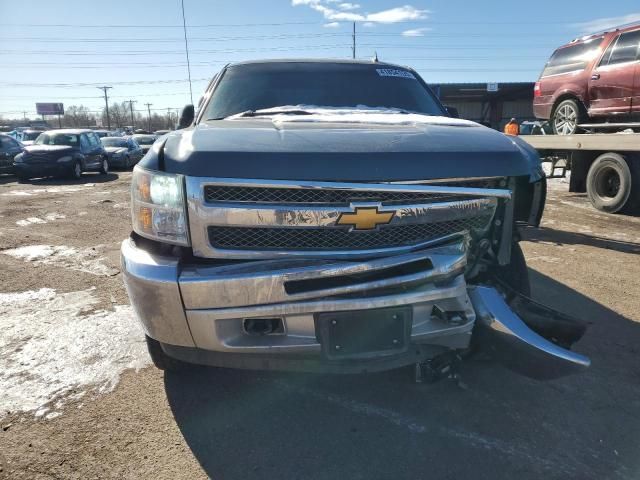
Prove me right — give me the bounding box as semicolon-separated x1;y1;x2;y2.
97;86;112;130
145;103;152;132
181;0;194;104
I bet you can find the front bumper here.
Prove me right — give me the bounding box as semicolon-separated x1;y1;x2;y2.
122;238;590;378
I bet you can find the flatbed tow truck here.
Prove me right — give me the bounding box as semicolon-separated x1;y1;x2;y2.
520;133;640;214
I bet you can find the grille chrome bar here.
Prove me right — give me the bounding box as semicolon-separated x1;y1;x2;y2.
186;177;508;259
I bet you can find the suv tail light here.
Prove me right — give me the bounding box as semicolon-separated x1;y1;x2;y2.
534;82;542;97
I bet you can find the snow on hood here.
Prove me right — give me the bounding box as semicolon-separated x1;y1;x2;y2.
228;105;479;127
0;288;150;419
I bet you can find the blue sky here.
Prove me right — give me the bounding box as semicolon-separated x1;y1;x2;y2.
1;0;639;119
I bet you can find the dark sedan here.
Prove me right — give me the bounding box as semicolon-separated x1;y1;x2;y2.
0;134;24;174
101;136;144;169
13;129;109;181
131;134;158;155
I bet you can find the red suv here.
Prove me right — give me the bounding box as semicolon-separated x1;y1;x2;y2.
534;23;640;134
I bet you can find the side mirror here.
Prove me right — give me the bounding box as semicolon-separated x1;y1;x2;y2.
177;104;195;129
445;106;459;118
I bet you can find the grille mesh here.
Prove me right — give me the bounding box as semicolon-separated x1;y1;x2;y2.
208;215;492;251
203;179;503;206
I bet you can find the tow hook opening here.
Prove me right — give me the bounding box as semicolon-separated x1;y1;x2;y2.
243;317;285;336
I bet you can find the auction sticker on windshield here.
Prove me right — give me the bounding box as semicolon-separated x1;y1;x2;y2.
376;68;416;80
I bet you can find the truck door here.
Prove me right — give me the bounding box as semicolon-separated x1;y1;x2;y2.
589;29;640;117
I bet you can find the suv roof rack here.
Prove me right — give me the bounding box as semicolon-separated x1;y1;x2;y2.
571;20;640;43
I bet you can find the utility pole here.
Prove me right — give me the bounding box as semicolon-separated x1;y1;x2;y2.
23;111;27;122
352;21;356;59
145;103;152;132
181;0;194;104
126;99;136;129
166;108;173;129
97;86;112;130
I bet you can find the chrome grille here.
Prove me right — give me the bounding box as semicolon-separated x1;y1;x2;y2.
208;215;493;251
203;179;502;205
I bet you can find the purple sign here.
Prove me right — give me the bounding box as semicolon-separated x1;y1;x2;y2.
36;103;64;115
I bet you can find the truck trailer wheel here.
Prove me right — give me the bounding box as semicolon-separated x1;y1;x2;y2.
586;152;636;213
145;335;190;372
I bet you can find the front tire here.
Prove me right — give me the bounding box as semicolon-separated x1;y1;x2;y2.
552;99;586;135
145;335;190;372
99;157;109;175
586;152;637;213
70;160;82;179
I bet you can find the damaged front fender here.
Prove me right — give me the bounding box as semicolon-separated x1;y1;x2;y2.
469;286;590;380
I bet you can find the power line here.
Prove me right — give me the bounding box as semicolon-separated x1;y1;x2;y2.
0;78;210;87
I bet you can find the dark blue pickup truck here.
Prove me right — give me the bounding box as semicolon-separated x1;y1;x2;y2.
122;59;589;381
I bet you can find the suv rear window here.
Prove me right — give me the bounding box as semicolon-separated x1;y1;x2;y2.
541;37;604;77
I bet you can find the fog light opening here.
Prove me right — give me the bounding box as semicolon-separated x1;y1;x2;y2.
243;317;285;336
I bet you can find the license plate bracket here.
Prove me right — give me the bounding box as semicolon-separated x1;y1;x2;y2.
317;307;412;360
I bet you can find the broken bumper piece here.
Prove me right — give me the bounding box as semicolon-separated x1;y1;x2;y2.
469;287;590;380
122;238;590;378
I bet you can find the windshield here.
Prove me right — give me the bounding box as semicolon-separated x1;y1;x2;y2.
101;137;128;147
34;133;79;146
23;131;42;141
133;135;156;145
204;63;445;119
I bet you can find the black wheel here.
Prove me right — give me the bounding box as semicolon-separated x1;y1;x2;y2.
586;153;633;213
145;335;190;372
16;174;30;183
99;157;109;175
70;160;82;179
552;99;586;135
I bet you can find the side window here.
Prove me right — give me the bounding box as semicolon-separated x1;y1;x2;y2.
608;30;640;65
80;134;90;152
0;137;10;152
89;133;100;147
598;35;619;67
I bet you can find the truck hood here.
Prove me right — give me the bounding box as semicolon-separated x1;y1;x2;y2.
154;116;541;182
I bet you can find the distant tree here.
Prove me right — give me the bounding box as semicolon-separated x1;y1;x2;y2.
62;105;97;128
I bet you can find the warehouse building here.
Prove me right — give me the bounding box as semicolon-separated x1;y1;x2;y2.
429;82;536;130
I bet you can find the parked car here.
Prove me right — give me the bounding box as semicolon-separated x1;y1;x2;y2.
519;121;553;135
101;136;144;168
93;129;111;138
17;129;45;146
131;134;157;154
0;133;24;174
534;23;640;134
122;59;589;381
13;129;109;181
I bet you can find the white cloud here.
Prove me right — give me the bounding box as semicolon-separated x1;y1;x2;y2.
323;21;341;27
338;2;360;10
366;6;428;23
401;27;430;37
363;21;375;28
572;12;640;34
292;1;428;24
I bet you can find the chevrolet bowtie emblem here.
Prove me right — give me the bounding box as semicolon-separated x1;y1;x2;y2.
337;207;395;230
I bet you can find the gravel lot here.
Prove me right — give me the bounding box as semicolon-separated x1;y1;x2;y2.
1;171;639;480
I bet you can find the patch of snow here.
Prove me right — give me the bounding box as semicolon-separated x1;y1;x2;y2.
15;213;65;227
1;184;95;197
2;244;119;276
228;105;478;127
0;288;149;419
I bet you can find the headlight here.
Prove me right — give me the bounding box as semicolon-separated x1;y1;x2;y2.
14;153;24;163
131;166;189;245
